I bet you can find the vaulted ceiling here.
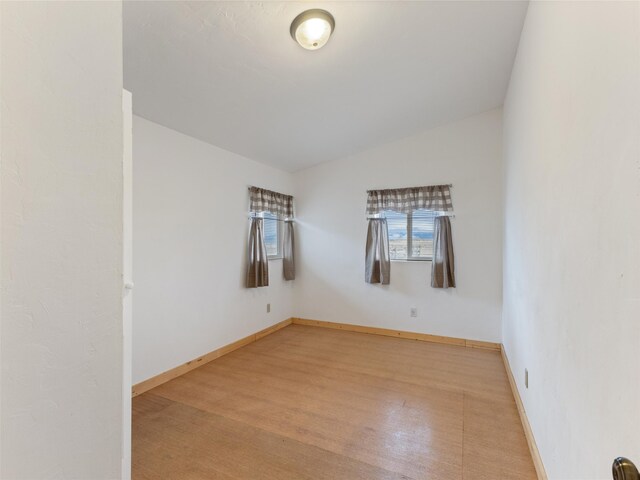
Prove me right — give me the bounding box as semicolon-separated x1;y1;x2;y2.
124;1;528;171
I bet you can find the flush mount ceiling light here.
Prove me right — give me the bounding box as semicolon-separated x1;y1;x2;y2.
290;9;335;50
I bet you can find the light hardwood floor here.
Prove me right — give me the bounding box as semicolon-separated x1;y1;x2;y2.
133;324;536;479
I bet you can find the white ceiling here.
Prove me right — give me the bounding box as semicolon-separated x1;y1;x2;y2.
124;1;528;172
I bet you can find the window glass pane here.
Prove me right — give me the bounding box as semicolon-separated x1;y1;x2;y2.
263;214;279;257
384;210;408;260
411;209;436;259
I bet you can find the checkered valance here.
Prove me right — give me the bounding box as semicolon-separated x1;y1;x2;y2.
366;185;453;215
248;186;294;218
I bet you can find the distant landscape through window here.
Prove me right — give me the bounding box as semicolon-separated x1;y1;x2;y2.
384;209;436;261
263;213;280;258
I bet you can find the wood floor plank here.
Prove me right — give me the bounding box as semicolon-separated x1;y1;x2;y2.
248;326;514;402
462;394;537;479
134;393;414;480
154;357;464;478
133;324;535;480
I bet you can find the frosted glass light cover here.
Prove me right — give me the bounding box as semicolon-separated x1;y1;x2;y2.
291;10;335;50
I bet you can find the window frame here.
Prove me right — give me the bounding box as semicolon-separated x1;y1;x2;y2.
384;210;435;262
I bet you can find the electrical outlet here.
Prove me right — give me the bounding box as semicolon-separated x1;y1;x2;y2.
525;368;529;389
410;307;417;318
266;303;271;313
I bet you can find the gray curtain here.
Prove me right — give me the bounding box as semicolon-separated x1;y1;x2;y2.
246;217;269;288
283;220;295;281
431;216;455;288
365;218;390;284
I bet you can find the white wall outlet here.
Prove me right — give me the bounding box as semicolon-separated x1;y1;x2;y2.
525;368;529;389
266;303;271;313
410;307;417;318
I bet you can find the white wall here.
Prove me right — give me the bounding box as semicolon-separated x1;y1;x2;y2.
294;109;503;342
1;2;124;478
503;2;640;478
133;116;295;384
122;90;133;480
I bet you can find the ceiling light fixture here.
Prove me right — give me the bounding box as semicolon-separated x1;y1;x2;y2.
290;9;335;51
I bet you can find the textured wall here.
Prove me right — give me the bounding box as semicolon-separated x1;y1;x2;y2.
294;109;504;342
1;2;124;477
132;116;295;384
503;2;640;477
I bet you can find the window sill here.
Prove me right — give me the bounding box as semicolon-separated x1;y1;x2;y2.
390;259;432;263
268;256;282;261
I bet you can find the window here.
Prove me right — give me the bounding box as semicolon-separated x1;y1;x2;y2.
384;209;437;261
262;213;282;259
